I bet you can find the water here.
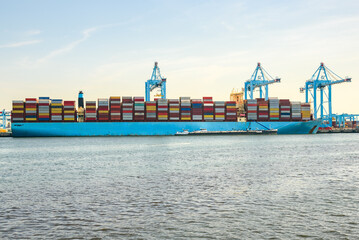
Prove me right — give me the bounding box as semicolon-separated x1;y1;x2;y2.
0;134;358;239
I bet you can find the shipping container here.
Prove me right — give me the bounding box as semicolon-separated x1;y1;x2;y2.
226;101;237;121
85;101;96;121
12;100;25;122
51;99;63;122
191;99;203;121
134;96;145;121
203;97;214;121
180;97;191;121
64;101;76;122
110;96;121;121
157;99;168;121
122;97;133;121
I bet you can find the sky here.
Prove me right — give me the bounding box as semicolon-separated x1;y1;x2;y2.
0;0;358;114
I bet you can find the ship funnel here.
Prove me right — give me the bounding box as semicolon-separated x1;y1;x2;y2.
78;91;84;108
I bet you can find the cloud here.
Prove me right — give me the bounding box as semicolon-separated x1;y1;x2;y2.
37;27;98;63
0;40;42;49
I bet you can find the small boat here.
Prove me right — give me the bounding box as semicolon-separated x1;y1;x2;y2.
175;129;189;135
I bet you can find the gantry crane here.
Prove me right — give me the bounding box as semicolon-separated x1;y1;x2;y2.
332;114;359;128
0;109;11;129
145;62;166;101
244;63;280;100
300;63;351;126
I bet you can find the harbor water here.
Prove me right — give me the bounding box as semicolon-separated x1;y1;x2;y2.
0;134;358;239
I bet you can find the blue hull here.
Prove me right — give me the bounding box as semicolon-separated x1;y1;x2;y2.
11;120;321;137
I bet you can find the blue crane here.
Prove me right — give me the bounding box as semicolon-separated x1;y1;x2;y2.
300;63;351;127
145;62;167;101
244;63;280;100
0;109;11;129
332;114;359;128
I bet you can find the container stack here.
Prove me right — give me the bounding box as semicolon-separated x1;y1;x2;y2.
180;97;191;121
97;98;109;122
50;99;63;122
37;97;50;121
291;101;302;121
301;103;311;121
214;101;225;121
226;101;237;121
25;98;38;122
203;97;214;121
279;99;291;121
12;100;25;122
134;97;145;121
63;101;76;122
157;99;168;121
109;97;121;121
269;98;280;121
145;101;157;121
246;99;257;121
168;99;180;121
85;101;97;121
257;98;268;121
191;99;203;121
122;97;133;121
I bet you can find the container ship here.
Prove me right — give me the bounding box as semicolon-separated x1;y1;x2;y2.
10;92;321;137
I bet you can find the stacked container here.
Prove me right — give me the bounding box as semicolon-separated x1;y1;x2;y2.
122;97;133;121
25;98;37;122
226;101;237;121
291;101;302;121
279;99;291;121
134;97;145;121
157;99;168;121
51;99;63;122
203;97;214;121
110;97;121;121
269;98;280;121
246;99;257;121
191;99;203;121
64;101;76;122
180;97;191;121
301;103;311;121
145;101;157;121
97;98;109;121
214;101;225;121
257;98;268;121
85;101;97;121
38;97;50;121
12;100;25;122
169;99;180;121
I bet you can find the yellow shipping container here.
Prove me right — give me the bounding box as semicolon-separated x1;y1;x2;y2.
51;103;63;107
12;110;24;113
98;110;109;114
26;108;37;111
64;110;75;114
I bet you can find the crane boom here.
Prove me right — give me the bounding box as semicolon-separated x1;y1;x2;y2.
300;62;351;127
145;62;167;101
244;63;280;100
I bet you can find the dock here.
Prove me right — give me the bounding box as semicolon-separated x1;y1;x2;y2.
317;128;359;134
